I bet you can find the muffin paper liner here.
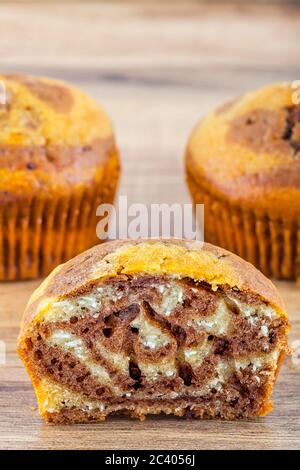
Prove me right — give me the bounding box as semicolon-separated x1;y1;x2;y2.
187;172;299;281
0;155;119;281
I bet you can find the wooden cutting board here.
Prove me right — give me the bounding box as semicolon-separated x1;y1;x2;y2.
0;0;300;450
0;279;299;450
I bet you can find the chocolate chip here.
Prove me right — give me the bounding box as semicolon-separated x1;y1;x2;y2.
229;397;239;407
133;382;143;390
34;349;43;360
291;141;300;153
214;338;229;355
185;408;196;419
26;162;36;170
170;324;186;345
76;373;89;383
129;360;142;382
269;331;276;344
178;363;193;386
103;327;113;338
282;106;300;154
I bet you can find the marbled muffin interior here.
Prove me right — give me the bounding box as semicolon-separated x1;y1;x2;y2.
17;240;289;423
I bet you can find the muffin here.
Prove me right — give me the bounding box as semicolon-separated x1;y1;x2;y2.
17;239;289;423
0;74;120;280
185;82;300;280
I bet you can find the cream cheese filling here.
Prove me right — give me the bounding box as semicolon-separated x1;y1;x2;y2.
43;280;278;339
183;339;212;367
131;311;171;350
48;330;121;394
155;283;184;317
95;342;130;372
187;299;232;335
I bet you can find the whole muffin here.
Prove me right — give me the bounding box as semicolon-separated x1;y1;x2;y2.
17;239;289;423
0;74;120;280
185;82;300;280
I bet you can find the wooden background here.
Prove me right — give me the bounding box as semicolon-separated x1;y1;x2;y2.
0;0;300;450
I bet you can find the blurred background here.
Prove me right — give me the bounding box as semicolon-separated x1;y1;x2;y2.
0;0;299;205
1;1;300;450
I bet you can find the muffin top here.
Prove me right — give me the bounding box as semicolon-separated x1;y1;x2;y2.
186;82;300;219
21;238;287;335
0;74;117;200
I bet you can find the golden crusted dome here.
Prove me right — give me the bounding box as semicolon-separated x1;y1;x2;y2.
0;74;117;198
0;74;112;146
186;82;300;219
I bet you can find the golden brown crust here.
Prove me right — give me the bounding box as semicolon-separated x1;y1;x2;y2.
0;136;117;201
0;74;117;196
186;82;300;220
19;239;287;337
186;148;300;219
0;138;114;172
227;107;299;157
4;74;74;112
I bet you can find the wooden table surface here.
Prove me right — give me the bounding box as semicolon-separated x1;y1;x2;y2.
0;0;300;450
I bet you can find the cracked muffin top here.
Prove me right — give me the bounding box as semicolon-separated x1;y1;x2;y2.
0;74;117;200
186;82;300;219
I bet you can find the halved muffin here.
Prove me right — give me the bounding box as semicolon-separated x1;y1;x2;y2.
0;74;120;280
185;82;300;280
17;239;289;423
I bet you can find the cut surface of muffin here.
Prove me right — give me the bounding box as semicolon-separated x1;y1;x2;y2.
185;82;300;280
17;239;289;423
0;74;120;280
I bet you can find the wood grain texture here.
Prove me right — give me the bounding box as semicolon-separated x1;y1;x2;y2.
0;280;299;450
0;0;299;450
